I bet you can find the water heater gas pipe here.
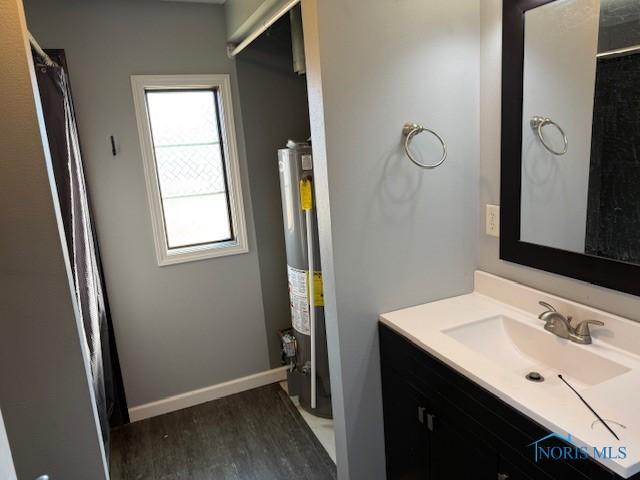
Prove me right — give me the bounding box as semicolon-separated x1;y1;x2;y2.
300;177;316;409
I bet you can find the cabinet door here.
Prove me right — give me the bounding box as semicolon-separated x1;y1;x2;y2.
382;370;430;480
429;413;498;480
497;456;543;480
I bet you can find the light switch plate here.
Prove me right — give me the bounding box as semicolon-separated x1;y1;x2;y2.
486;204;500;237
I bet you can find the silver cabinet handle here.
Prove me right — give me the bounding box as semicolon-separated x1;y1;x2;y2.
530;116;568;156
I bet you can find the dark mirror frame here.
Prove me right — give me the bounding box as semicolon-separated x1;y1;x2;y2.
500;0;640;297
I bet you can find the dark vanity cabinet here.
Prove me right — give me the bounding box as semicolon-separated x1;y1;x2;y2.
379;324;632;480
383;369;497;480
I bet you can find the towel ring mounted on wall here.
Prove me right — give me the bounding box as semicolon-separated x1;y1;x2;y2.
402;122;447;169
530;116;568;156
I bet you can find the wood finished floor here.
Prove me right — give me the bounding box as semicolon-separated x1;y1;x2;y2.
110;384;337;480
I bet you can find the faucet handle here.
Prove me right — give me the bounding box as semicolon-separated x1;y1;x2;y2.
574;319;604;336
539;301;556;312
538;301;557;319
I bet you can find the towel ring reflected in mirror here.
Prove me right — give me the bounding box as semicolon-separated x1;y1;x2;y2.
402;122;447;169
530;116;568;156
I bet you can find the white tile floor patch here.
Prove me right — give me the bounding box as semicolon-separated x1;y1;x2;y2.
280;381;336;463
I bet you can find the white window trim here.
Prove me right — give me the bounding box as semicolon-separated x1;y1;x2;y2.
131;74;249;266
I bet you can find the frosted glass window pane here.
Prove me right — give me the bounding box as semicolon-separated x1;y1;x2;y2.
146;90;219;146
162;194;231;248
145;89;232;249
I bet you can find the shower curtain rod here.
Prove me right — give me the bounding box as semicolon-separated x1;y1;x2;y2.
28;31;57;67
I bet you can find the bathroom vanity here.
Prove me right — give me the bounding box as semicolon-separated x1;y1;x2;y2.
379;272;640;480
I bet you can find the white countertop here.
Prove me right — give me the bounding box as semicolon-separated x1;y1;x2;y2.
379;271;640;478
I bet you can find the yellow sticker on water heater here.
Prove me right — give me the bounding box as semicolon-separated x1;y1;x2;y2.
308;271;324;306
300;178;313;211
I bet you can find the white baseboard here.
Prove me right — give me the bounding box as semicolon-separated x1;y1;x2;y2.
128;366;288;422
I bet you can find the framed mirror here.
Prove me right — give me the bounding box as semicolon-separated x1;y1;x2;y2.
501;0;640;296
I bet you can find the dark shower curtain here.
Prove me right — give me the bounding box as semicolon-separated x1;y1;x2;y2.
32;48;128;449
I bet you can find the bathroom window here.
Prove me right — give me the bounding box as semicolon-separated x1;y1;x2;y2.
131;75;248;266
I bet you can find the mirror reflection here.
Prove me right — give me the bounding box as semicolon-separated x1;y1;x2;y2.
521;0;640;265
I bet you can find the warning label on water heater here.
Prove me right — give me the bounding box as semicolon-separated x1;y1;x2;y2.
288;266;310;335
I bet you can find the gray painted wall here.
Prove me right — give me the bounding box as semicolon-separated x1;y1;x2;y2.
302;1;480;477
520;0;598;253
0;0;107;477
479;0;640;323
23;0;272;408
236;17;310;367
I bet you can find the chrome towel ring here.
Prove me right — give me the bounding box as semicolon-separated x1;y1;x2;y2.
530;116;568;156
402;122;447;169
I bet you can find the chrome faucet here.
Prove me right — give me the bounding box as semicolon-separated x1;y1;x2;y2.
538;301;604;345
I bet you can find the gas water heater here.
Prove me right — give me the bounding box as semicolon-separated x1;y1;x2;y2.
278;141;332;419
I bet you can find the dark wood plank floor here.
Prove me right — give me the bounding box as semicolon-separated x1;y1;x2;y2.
110;384;337;480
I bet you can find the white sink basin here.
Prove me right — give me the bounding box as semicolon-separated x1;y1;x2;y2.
443;315;630;388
